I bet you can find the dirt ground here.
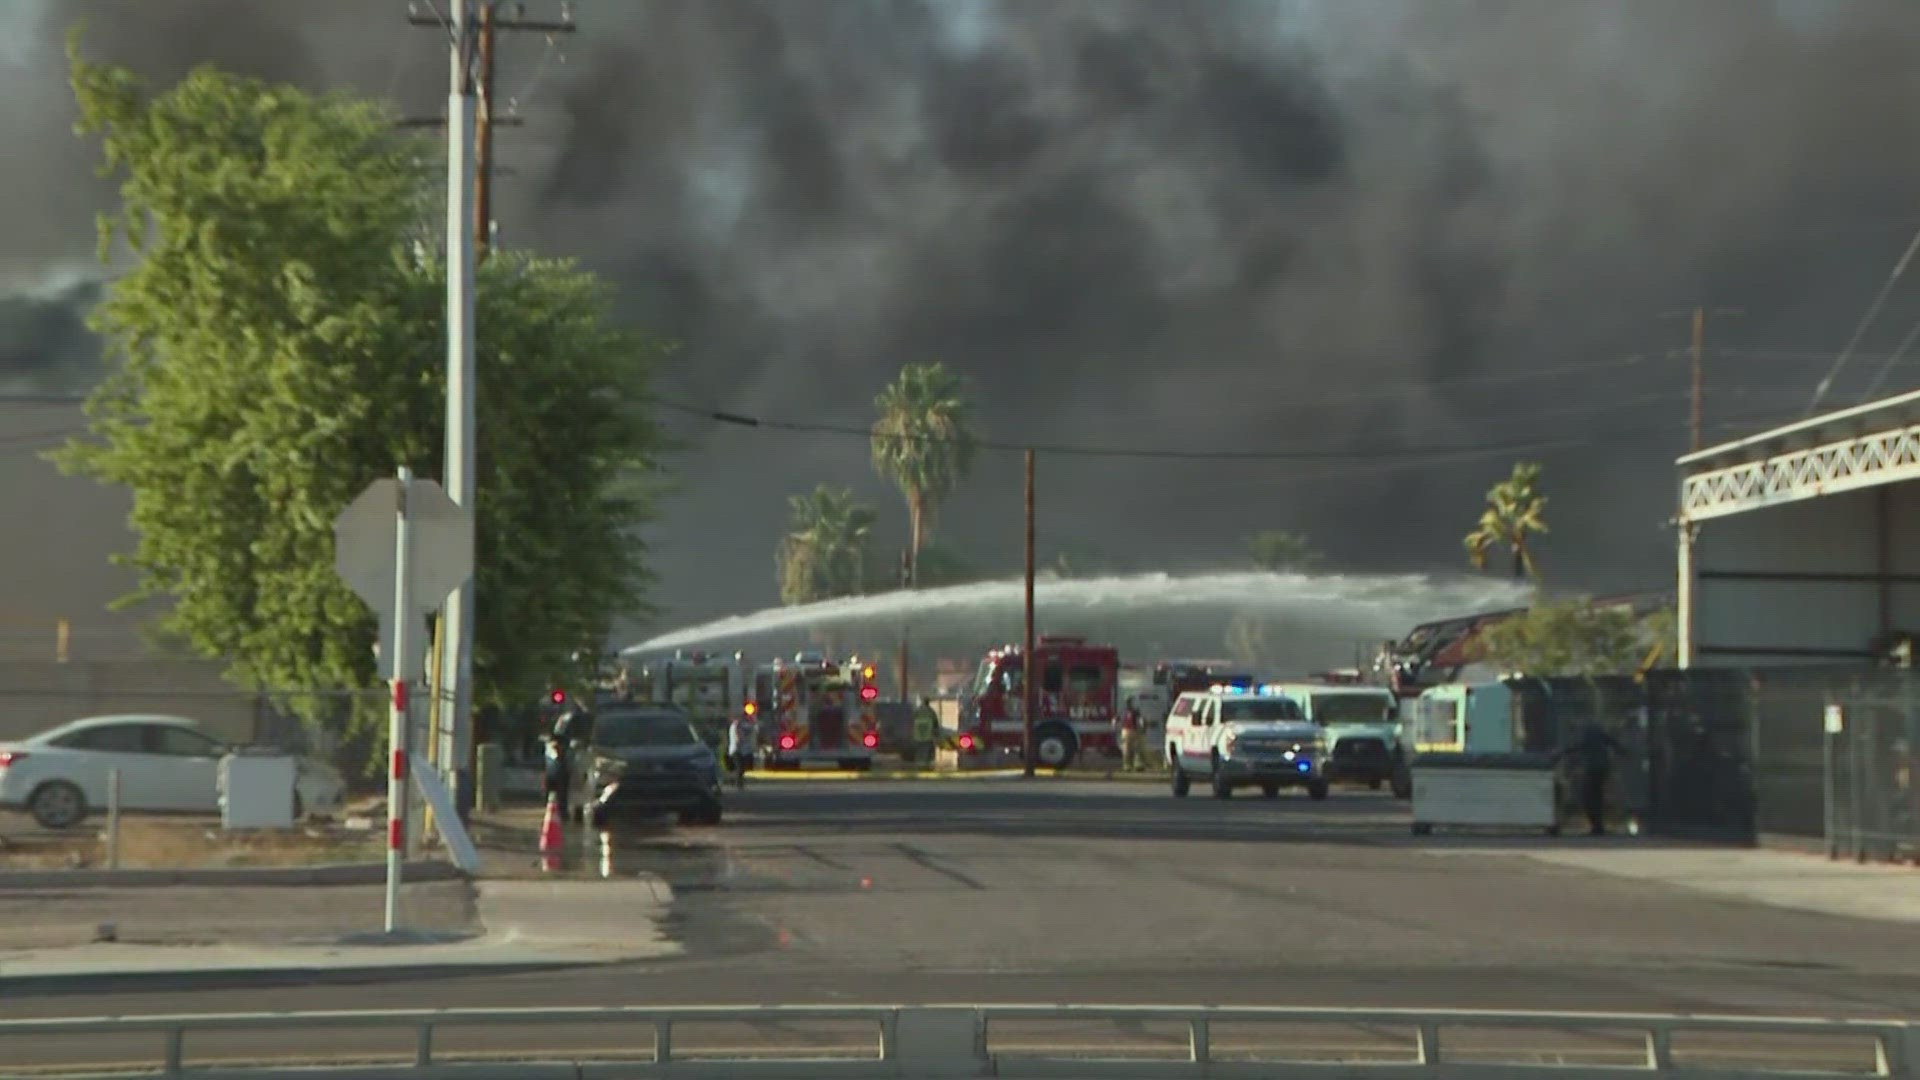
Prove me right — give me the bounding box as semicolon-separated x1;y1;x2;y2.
0;814;385;871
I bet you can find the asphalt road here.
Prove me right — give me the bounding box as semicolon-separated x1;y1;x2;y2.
4;779;1918;1072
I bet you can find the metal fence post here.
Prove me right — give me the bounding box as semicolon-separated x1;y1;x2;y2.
106;769;120;871
1850;710;1867;862
1825;715;1839;860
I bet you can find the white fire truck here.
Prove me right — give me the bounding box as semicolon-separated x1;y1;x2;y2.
634;649;743;750
747;653;881;770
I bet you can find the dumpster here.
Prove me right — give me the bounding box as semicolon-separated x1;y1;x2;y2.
1410;752;1559;836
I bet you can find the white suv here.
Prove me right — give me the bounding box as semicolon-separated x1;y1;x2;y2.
1165;687;1329;800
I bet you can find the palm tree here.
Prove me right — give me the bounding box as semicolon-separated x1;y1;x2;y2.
1464;461;1549;579
776;485;876;605
870;362;976;586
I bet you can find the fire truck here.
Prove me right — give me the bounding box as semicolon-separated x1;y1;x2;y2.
748;653;881;770
1374;592;1675;699
1151;659;1255;717
634;649;743;750
956;635;1121;770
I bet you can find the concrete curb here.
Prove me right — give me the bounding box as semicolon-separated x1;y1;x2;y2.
9;959;599;996
0;875;680;991
743;768;1168;783
0;859;462;891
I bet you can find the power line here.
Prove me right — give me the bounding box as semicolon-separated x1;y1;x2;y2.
1859;313;1920;402
656;398;1723;463
1807;223;1920;415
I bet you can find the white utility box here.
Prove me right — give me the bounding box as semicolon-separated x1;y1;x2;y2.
1410;755;1559;836
219;753;297;829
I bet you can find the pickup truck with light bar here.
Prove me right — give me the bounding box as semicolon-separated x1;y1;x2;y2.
1163;684;1329;800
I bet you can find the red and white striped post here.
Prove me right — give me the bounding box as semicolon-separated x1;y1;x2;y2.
385;466;415;934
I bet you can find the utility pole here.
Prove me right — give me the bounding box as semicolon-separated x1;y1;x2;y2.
407;3;573;257
1022;449;1036;779
898;550;911;704
1661;305;1744;452
406;2;575;816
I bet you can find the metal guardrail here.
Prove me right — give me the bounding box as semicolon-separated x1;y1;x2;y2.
1;1004;1916;1079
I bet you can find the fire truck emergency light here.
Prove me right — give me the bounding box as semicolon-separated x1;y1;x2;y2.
549;689;567;705
862;665;875;680
779;734;797;750
859;685;879;702
862;731;879;748
957;733;975;751
743;702;758;716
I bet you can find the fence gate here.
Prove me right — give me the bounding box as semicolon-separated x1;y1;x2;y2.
1642;670;1755;842
1823;683;1920;862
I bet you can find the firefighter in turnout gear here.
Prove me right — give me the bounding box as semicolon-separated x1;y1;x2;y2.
912;697;940;766
1561;722;1623;836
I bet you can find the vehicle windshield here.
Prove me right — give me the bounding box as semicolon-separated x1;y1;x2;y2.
1313;693;1393;725
592;711;700;749
1219;699;1303;722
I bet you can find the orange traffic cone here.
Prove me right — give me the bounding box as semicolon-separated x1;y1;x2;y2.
539;793;564;873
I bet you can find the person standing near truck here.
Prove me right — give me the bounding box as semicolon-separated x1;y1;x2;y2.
1561;722;1623;836
726;710;756;790
912;698;940;766
1119;698;1145;772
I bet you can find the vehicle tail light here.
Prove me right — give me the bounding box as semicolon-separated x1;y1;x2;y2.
957;734;975;751
862;732;879;748
0;751;22;768
779;734;797;750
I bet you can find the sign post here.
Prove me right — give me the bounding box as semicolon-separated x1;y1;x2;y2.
334;469;475;934
385;468;414;931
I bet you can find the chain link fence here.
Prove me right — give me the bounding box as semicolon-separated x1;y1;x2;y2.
1462;667;1918;858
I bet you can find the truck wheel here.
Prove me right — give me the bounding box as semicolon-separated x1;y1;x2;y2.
1171;762;1190;798
679;797;722;827
1034;725;1077;770
1210;756;1233;800
1307;779;1330;801
1261;782;1280;799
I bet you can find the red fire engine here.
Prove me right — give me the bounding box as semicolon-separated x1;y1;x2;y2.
1153;659;1255;702
748;653;880;770
956;635;1120;769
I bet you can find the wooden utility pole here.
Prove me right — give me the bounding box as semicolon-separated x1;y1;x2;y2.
897;550;911;704
407;2;573;259
1662;305;1745;452
1022;449;1037;779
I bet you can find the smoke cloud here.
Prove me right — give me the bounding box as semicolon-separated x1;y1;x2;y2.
7;0;1920;629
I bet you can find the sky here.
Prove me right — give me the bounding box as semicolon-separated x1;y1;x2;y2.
5;0;1920;633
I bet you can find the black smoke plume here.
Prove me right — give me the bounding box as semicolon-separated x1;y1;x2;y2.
8;0;1920;627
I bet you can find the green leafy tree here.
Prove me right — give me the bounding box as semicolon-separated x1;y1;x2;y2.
1470;596;1674;676
52;46;665;759
776;485;876;605
1465;461;1549;578
1248;530;1322;572
870;362;976;586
